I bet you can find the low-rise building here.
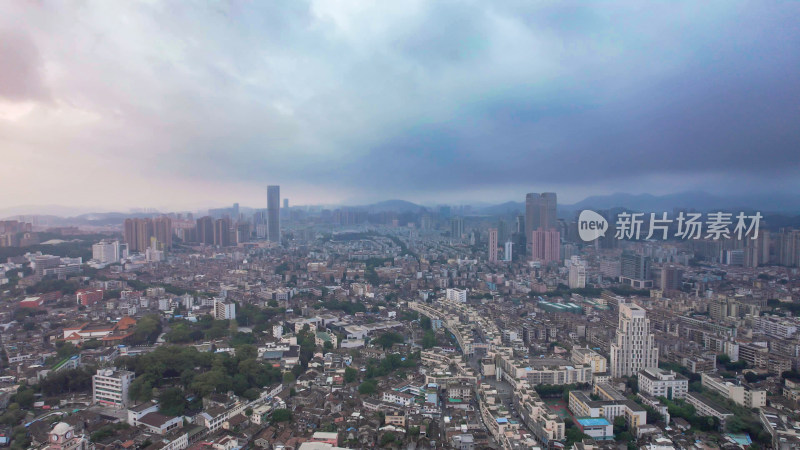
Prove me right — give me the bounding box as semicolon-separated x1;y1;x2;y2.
701;373;766;408
638;368;688;400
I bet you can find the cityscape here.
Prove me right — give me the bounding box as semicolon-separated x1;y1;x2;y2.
2;2;800;450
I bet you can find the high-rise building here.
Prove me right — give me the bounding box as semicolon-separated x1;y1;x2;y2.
267;185;281;242
777;228;800;267
504;240;513;262
620;252;652;288
213;218;231;247
152;216;172;250
497;219;509;244
196;216;214;245
744;230;770;268
123;218;151;253
123;217;172;252
525;192;557;253
610;303;659;377
488;228;498;263
567;256;586;289
530;229;560;264
450;217;464;240
660;265;684;292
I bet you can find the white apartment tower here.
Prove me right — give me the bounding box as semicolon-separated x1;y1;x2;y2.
504;240;513;262
610;303;659;377
567;256;586;289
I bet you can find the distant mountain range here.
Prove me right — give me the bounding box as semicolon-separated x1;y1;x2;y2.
4;191;800;223
564;191;800;214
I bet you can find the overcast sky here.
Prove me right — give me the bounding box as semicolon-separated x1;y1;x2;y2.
1;1;799;213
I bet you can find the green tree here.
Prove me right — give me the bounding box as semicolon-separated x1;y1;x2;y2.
158;388;186;416
422;330;436;349
271;408;292;423
358;380;377;395
420;316;432;330
613;416;627;436
380;432;396;447
344;367;358;384
14;389;34;410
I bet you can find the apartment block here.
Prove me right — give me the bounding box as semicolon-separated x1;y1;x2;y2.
638;368;688;400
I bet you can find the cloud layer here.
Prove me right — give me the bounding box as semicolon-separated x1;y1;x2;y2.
1;1;799;211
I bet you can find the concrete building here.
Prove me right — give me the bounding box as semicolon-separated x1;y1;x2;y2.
685;392;733;425
567;256;586;289
530;229;560;264
93;367;134;408
446;288;467;303
701;373;766;408
638;368;688;400
571;347;608;374
267;185;281;242
48;422;89;450
610;303;659;377
92;240;120;264
620;252;652;289
504;240;513;262
488;228;498;263
753;316;798;339
214;300;236;320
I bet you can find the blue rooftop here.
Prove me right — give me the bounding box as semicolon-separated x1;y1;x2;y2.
577;417;611;427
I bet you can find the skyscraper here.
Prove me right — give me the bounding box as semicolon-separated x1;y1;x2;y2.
504;240;513;262
122;217;174;252
196;216;214;245
152;216;172;250
488;228;498;263
530;229;560;264
450;217;464;240
497;219;509;244
610;303;659;377
620;252;652;288
660;265;684;292
214;217;231;247
525;192;557;253
267;185;280;242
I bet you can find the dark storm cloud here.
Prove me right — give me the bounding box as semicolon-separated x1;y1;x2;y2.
0;0;799;208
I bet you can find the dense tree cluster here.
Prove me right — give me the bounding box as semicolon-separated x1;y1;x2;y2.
374;332;404;350
164;316;233;343
39;366;95;396
128;314;163;345
118;345;282;406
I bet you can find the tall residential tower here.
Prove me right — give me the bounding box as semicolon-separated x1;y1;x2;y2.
267;185;280;242
610;303;659;377
525;192;557;254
